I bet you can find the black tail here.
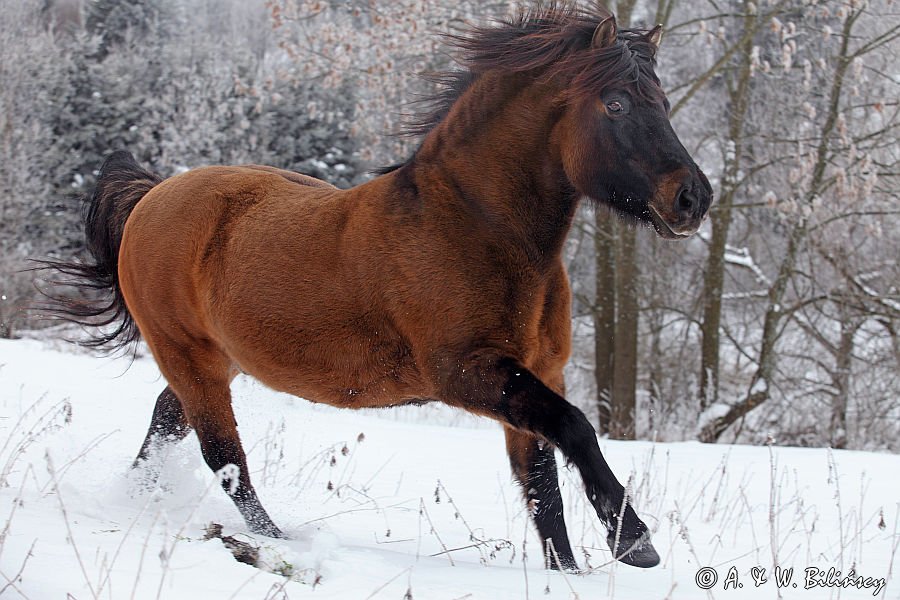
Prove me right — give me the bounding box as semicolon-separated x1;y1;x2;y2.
38;151;163;351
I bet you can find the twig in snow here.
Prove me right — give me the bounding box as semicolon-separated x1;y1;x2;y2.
153;463;229;600
545;538;580;599
46;451;98;599
39;432;117;495
363;566;412;600
0;463;36;561
418;498;454;566
885;504;899;586
431;480;514;565
1;395;71;489
128;509;161;600
767;446;783;600
827;449;846;572
521;514;530;600
0;539;36;599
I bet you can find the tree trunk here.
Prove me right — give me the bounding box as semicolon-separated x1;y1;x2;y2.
830;318;857;449
699;8;859;443
698;224;804;442
589;0;640;441
611;225;638;440
698;201;730;410
697;0;756;412
594;214;616;434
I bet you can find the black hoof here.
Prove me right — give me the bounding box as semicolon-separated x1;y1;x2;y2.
607;530;660;568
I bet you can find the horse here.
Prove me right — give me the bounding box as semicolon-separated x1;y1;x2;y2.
44;5;712;571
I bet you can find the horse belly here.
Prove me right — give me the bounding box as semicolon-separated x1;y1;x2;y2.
209;270;426;407
229;328;425;409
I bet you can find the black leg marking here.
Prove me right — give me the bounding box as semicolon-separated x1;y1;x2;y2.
133;386;191;468
505;427;577;571
194;424;284;539
444;354;659;568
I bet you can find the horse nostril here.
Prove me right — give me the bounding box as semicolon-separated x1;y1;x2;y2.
676;187;697;216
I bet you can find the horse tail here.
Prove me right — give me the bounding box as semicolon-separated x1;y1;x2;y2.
40;150;163;351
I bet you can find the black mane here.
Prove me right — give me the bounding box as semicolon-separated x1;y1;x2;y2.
377;2;663;174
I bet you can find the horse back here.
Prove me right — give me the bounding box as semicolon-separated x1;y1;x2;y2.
241;165;338;190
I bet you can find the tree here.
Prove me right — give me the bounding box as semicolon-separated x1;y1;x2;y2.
590;0;694;439
267;0;512;166
85;0;165;58
0;0;73;337
576;0;899;449
699;0;900;443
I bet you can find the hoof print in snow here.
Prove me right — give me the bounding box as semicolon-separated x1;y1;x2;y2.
203;522;259;567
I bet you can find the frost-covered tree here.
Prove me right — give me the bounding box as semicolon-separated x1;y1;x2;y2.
267;0;512;166
696;0;899;447
568;0;899;449
57;0;363;203
0;0;73;337
84;0;165;58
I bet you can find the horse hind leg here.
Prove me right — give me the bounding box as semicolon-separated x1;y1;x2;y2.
155;343;284;539
505;426;578;571
133;385;192;472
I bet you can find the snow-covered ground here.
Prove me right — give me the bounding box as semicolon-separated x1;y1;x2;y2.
0;338;897;599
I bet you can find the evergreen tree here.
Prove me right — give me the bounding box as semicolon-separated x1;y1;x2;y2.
258;76;360;188
84;0;163;58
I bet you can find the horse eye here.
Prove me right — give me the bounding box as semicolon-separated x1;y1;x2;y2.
606;101;624;114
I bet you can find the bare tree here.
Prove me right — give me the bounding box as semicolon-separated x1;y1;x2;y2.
700;0;900;443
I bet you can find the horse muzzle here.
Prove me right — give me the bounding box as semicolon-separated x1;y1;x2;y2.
649;169;713;239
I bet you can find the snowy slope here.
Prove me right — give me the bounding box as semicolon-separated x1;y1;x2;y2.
0;338;897;599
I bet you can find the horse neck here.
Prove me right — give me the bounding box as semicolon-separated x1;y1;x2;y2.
413;71;580;265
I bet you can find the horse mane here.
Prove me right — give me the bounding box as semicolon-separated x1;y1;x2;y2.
377;2;663;174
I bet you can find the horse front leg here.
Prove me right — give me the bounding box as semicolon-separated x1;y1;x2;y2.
441;352;659;568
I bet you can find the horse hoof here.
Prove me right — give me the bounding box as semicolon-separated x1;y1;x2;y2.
607;530;660;568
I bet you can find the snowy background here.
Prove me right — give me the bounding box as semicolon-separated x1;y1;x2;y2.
1;338;897;598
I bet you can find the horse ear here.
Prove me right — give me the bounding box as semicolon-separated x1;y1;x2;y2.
592;16;617;49
648;25;664;51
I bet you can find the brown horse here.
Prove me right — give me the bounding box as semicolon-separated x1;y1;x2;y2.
45;5;711;571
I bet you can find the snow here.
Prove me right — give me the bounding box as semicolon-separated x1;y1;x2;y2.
724;244;772;286
750;377;768;395
1;338;898;599
699;403;732;428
